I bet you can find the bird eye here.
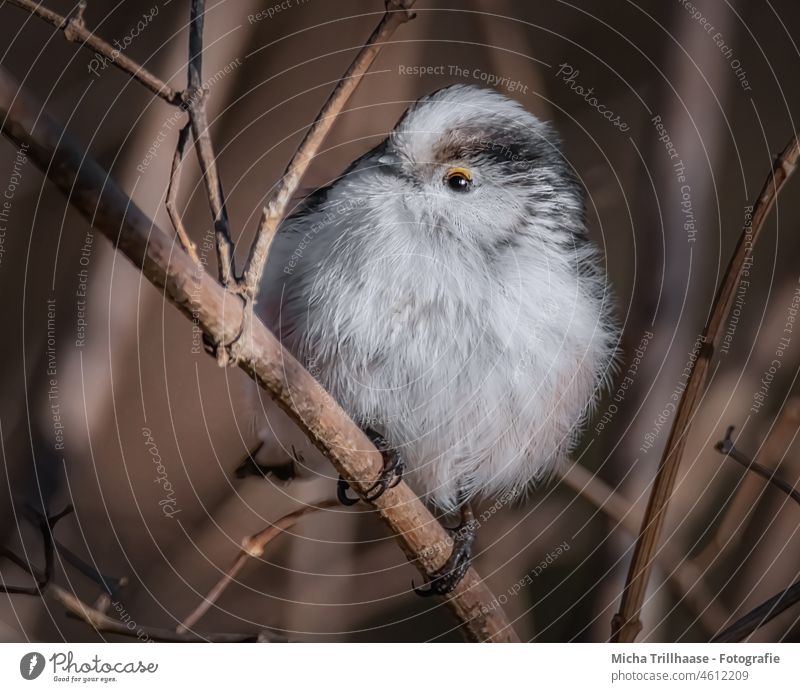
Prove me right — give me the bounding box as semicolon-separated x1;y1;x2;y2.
444;167;472;192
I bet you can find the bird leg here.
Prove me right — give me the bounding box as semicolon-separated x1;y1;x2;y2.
414;503;477;597
337;429;404;506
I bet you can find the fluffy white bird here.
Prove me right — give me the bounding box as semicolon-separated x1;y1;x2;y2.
248;84;617;591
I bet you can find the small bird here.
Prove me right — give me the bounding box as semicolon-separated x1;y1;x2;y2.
249;84;617;593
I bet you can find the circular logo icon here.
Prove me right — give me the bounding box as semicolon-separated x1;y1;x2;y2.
20;652;45;680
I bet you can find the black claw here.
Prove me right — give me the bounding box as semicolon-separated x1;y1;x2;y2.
413;508;477;597
337;476;360;506
363;429;404;502
336;429;404;505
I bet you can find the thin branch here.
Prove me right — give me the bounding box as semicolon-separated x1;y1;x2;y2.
612;134;800;643
711;580;800;643
6;0;179;104
54;539;128;597
694;400;800;568
714;426;800;507
0;65;518;643
185;0;235;287
560;464;728;634
0;504;73;595
177;500;339;633
0;499;271;641
48;584;278;642
165;123;200;263
240;0;418;300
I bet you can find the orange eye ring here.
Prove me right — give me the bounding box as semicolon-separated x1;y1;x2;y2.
444;166;473;192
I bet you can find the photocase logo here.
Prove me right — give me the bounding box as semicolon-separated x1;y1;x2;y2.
20;652;45;680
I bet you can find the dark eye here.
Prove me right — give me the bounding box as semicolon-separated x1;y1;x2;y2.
444;167;473;192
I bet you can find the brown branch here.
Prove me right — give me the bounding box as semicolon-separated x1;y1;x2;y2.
0;65;518;643
694;400;800;568
0;504;71;595
7;0;234;282
714;426;800;507
611;134;800;642
560;464;728;634
185;0;235;287
165;123;200;264
177;499;339;634
710;579;800;643
240;0;418;300
0;501;271;641
6;0;179;104
48;584;278;642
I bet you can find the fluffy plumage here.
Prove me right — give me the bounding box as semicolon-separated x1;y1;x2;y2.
252;84;617;511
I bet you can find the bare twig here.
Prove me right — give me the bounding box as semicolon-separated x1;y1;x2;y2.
8;0;232;281
715;426;800;507
0;65;518;643
560;464;727;634
0;504;72;595
694;400;800;568
185;0;235;287
53;539;128;597
0;495;273;641
6;0;179;104
165;123;200;264
240;0;418;299
711;580;800;643
48;584;278;642
612;134;800;642
177;500;339;633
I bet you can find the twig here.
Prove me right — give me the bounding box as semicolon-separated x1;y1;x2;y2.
0;504;72;595
239;0;418;300
6;0;179;104
165;123;200;264
0;498;271;641
184;0;235;287
177;500;339;633
694;400;800;568
53;539;128;597
0;65;518;643
612;134;800;643
715;426;800;507
48;584;277;642
560;464;727;634
9;0;231;279
711;580;800;642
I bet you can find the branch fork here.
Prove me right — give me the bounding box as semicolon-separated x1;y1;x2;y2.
1;0;517;641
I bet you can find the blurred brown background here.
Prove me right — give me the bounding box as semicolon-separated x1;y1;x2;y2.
1;0;800;642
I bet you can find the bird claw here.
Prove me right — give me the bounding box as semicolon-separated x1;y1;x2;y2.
413;508;477;597
337;430;404;505
337;476;361;506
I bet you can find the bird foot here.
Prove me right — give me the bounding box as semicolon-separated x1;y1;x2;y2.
414;505;477;597
337;430;404;506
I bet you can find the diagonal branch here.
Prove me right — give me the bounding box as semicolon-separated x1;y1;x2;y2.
0;64;518;643
184;0;235;287
710;579;800;643
240;0;418;300
165;123;200;264
560;464;728;634
0;504;72;595
177;499;340;634
48;584;279;642
714;426;800;507
6;0;179;104
611;133;800;642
